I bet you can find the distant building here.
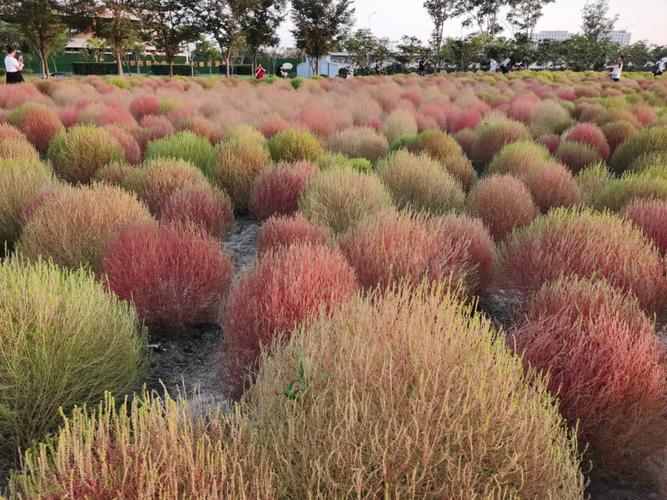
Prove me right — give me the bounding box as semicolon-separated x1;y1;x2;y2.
531;29;632;47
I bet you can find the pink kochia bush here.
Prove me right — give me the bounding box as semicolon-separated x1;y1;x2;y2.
160;184;234;239
340;211;476;295
524;162;582;212
465;175;538;240
103;223;234;333
220;244;358;394
564;123;610;160
622;199;667;255
7;102;64;154
249;161;319;220
492;208;667;314
509;277;667;476
130;95;160;121
256;214;333;255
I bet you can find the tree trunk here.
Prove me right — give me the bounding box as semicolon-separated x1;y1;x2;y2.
252;50;258;75
225;50;232;77
116;50;124;75
168;57;174;77
38;45;49;79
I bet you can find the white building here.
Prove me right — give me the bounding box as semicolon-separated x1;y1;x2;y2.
531;30;573;45
296;55;348;78
604;30;632;46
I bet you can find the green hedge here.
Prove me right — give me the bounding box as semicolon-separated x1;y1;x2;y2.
72;62;119;75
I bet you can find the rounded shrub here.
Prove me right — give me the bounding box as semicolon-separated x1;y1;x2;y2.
529;99;573;135
129;94;160;121
256;213;333;255
104;125;142;165
139;114;174;147
487;141;551;179
609;126;667;174
0;258;144;458
593;172;667;212
144;130;217;175
249;161;318;220
472;116;530;165
536;133;561;154
491;208;667;314
267;128;324;163
377;150;465;214
622;199;667;255
509;277;667;477
179;115;224;145
103;223;234;333
161;184;234;238
575;162;612;206
326;126;389;163
94;161;143;191
220;244;358;392
244;284;584;498
524;161;582;212
213;137;271;213
47;125;125;184
7;102;64;154
340;211;475;294
0;158;53;247
0;136;39;160
381;109;418;144
9;392;274;498
299;166;393;235
465;174;538;240
601;120;639;153
19;184;153;273
136;158;209;216
554;140;602;173
564;123;610;160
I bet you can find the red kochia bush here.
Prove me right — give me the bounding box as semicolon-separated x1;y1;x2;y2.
622;199;667;255
103;223;234;333
492;208;667;314
7;103;64;154
257;214;333;255
259;115;290;139
340;212;474;294
249;161;318;220
471;117;530;165
220;244;358;392
465;175;539;240
161;184;234;238
104;125;142;165
509;277;667;476
524;161;582;212
139;115;175;149
565;123;610;160
130;95;160;121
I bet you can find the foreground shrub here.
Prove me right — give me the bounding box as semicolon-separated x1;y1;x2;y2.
220;244;358;393
486;141;551;179
10;392;274;498
256;213;333;255
564;123;610;160
299;167;392;235
47;125;125;184
491;208;667;314
136;158;209;216
466;175;538;240
7;102;63;154
326;126;389;163
144;130;217;175
554;140;602;173
0;136;39;161
0;159;52;247
377;150;464;214
609;126;667;174
0;258;144;458
249;161;318;220
593;172;667;212
244;284;584;498
524;161;582;212
472;116;530;165
213;137;271;212
622;199;667;254
103;224;234;333
19;184;153;273
381;109;418;144
575;163;612;206
340;211;475;294
509;277;667;477
267;128;324;163
161;184;234;238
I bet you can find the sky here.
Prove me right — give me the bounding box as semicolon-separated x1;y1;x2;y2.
277;0;667;48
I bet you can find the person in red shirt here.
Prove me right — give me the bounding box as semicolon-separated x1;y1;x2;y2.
255;63;265;80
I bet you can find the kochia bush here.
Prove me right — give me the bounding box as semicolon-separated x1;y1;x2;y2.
161;184;234;238
144;131;217;175
622;198;667;255
7;102;64;154
267;128;324;163
256;213;333;255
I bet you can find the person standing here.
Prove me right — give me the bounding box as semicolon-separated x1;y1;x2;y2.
611;55;624;82
499;57;511;74
4;46;25;84
489;58;498;73
255;63;265;80
418;56;428;76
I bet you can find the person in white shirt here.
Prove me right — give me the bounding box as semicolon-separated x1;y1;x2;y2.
4;46;24;84
489;59;497;73
611;55;624;82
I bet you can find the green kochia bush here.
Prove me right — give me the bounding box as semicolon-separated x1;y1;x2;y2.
593;172;667;212
0;258;145;460
609;126;667;175
144;130;217;175
268;128;324;163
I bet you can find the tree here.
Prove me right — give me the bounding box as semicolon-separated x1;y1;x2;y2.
193;36;221;74
615;41;651;71
452;0;506;37
343;29;377;68
441;34;485;71
581;0;617;42
0;20;25;51
94;0;141;75
506;0;554;39
195;0;258;77
424;0;453;70
139;0;197;77
244;0;286;73
85;35;105;62
290;0;354;77
395;35;426;72
0;0;70;78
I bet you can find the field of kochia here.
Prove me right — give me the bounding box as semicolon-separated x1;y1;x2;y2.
1;71;667;497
